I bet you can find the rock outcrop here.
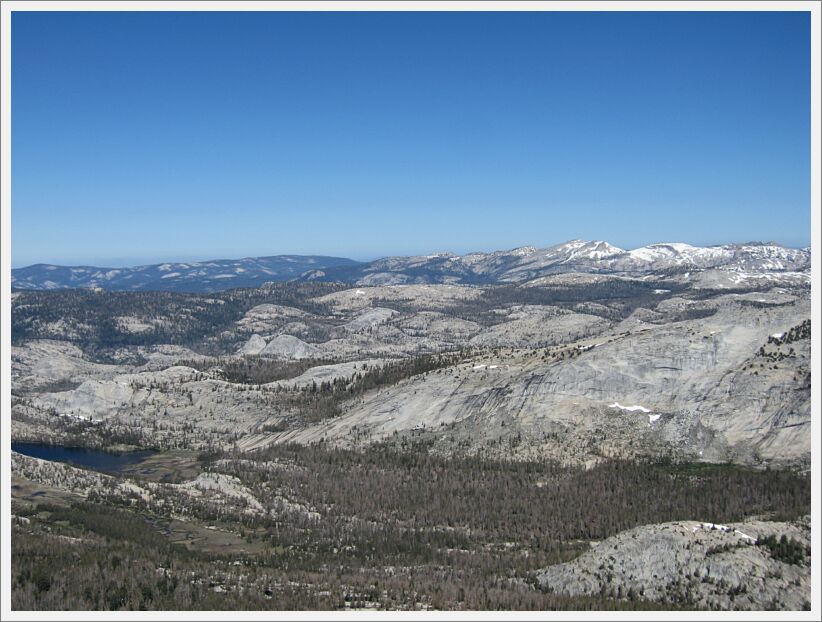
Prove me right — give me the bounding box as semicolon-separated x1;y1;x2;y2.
537;517;811;610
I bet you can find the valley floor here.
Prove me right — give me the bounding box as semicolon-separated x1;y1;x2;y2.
10;444;811;611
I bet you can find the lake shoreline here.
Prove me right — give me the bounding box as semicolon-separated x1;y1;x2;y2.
11;441;159;474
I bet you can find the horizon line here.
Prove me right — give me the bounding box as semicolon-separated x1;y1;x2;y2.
11;237;813;271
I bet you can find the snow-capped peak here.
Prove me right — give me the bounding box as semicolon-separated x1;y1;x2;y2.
558;240;625;263
626;243;732;266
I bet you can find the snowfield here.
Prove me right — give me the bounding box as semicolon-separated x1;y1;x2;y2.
608;402;651;413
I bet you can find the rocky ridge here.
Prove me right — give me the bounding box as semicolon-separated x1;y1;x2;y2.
12;240;810;292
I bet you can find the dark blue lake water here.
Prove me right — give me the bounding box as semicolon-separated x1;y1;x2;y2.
12;442;156;473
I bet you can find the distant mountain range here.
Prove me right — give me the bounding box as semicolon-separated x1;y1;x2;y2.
12;241;811;293
11;255;361;293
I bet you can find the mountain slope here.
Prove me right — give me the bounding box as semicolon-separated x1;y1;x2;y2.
12;241;810;292
12;255;362;293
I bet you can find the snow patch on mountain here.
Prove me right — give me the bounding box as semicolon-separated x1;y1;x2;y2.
12;241;810;292
609;402;651;413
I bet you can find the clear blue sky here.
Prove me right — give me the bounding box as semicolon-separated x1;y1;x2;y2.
12;10;811;267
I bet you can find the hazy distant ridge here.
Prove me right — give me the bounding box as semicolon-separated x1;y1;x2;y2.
11;255;362;293
12;241;810;293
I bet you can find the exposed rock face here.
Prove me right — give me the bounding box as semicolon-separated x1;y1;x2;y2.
11;340;122;393
341;307;398;332
29;365;287;449
11;272;811;466
537;517;811;610
259;335;320;359
35;366;201;420
40;378;135;418
270;292;809;466
356;272;412;286
314;284;483;312
237;304;311;334
238;334;266;355
265;359;387;391
393;311;481;341
467;307;611;348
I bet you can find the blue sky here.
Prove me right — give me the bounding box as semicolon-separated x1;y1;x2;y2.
12;10;811;267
